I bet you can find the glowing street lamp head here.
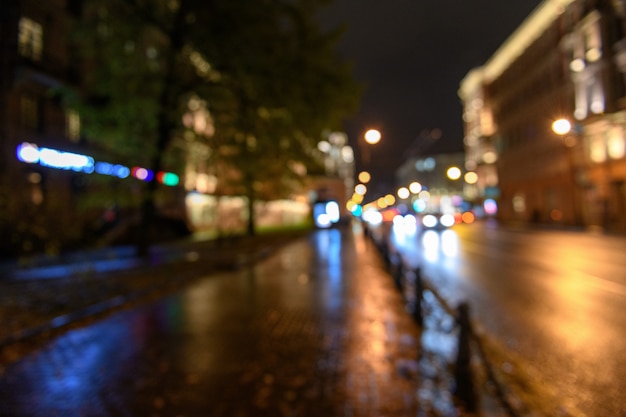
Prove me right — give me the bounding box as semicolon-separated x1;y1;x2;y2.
364;129;381;145
552;118;571;136
446;166;462;180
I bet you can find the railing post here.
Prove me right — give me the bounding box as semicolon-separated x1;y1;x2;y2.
394;254;404;291
454;302;478;413
380;241;391;268
413;268;423;326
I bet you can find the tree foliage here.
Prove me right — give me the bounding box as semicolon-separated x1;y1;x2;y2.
67;0;361;244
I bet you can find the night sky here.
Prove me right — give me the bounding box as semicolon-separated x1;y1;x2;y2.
317;0;543;196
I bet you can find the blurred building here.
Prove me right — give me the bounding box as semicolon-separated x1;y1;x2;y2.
1;1;334;254
0;0;87;256
459;0;626;232
1;1;187;257
395;151;466;213
311;131;355;221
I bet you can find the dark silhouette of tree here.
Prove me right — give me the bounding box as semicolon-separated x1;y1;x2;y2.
65;0;361;252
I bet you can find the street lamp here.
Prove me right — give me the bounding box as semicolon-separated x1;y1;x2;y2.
551;118;571;135
446;166;462;180
361;129;381;165
551;118;581;225
364;129;381;145
551;118;576;147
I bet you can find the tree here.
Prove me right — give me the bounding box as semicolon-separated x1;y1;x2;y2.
67;0;361;252
201;0;361;235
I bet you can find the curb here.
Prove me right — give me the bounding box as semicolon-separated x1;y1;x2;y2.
0;237;295;352
0;295;128;350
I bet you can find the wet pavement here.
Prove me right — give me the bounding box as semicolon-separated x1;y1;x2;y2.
0;232;305;351
0;226;476;417
387;220;626;417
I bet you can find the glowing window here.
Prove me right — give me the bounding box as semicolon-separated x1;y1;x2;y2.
513;194;526;213
66;110;81;142
589;134;606;163
607;127;625;160
585;21;602;62
18;17;43;61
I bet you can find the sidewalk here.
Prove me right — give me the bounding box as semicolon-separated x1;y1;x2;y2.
0;231;309;355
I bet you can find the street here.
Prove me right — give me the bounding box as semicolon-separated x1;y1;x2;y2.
387;219;626;417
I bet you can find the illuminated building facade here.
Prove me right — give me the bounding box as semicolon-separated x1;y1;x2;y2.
395;152;467;214
0;0;87;255
0;1;184;256
459;0;626;231
396;152;466;198
308;132;355;223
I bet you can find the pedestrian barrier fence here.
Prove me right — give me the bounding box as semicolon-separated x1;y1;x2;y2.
374;238;523;417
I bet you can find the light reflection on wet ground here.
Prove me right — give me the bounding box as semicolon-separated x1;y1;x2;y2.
0;311;148;416
388;220;626;417
0;227;465;416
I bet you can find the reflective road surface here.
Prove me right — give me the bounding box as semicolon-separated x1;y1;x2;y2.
0;228;432;417
389;219;626;417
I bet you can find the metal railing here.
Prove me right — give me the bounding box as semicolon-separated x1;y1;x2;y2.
373;237;523;416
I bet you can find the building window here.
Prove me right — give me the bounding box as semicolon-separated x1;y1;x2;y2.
584;19;602;63
589;133;607;163
20;94;40;131
607;126;625;160
66;109;81;142
18;17;43;61
27;171;44;206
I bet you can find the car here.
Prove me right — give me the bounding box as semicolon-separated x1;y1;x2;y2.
420;212;456;229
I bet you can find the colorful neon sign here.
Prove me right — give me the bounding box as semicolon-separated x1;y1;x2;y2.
16;142;178;186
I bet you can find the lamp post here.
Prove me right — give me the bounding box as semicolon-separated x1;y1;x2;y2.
361;129;381;166
551;118;581;226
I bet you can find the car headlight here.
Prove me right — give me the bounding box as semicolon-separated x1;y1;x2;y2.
440;214;456;227
422;214;438;228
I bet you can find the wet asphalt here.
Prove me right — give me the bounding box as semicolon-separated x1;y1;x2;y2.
0;226;466;416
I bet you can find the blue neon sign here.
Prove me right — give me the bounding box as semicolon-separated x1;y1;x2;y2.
17;142;95;173
94;162;130;179
16;142;175;185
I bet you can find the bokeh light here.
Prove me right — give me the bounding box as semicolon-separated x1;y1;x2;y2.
461;211;476;224
484;198;498;215
397;187;410;199
464;172;478;184
446;166;462;180
552;118;572;136
409;181;422;193
364;129;381;145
